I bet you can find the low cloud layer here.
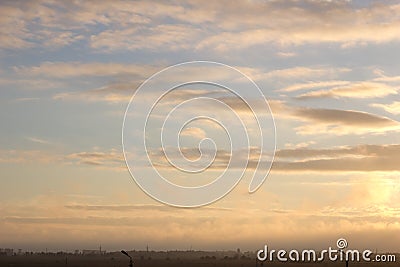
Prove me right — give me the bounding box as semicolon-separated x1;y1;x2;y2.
273;145;400;172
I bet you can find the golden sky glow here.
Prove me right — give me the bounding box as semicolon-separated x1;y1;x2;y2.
0;0;399;252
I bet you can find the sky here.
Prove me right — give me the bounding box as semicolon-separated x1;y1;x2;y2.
0;0;399;252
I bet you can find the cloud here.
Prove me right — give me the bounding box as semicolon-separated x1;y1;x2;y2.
0;1;86;50
53;82;138;104
293;108;400;135
41;31;84;48
297;82;398;99
0;77;65;90
66;149;125;169
0;4;34;49
25;137;52;145
264;99;400;135
284;141;316;149
53;84;224;104
14;62;158;78
64;204;231;212
0;150;59;164
90;24;202;52
0;148;126;170
14;143;399;174
180;127;207;139
161;144;400;173
269;144;400;173
273;156;400;173
2;216;177;226
276;144;400;160
144;92;400;136
280;80;350;92
294;107;395;126
0;180;398;251
217;97;400;135
373;75;400;83
276;52;296;58
13;97;40;102
254;67;351;81
196;1;400;51
3;1;400;52
371;101;400;115
65;204;176;212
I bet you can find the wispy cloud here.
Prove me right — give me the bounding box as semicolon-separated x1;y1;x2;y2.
275;144;400;160
65;204;177;212
294;108;400;135
180;127;207;139
0;77;65;90
297;82;398;99
14;97;40;102
90;24;203;52
0;148;125;170
272;144;400;172
255;67;351;80
147;143;400;173
280;80;350;92
371;101;400;115
276;143;400;172
295;106;397;128
14;62;158;78
53;82;137;104
64;204;231;212
276;52;296;58
220;98;400;135
0;150;59;164
373;75;400;83
66;149;125;170
25;137;52;145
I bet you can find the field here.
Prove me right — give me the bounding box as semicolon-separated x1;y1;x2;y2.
0;253;397;267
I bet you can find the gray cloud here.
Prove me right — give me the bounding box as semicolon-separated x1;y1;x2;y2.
273;156;400;172
294;107;397;127
273;144;400;172
276;144;400;159
215;97;400;135
151;144;400;173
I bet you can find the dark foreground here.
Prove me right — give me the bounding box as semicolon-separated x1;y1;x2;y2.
0;254;398;267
